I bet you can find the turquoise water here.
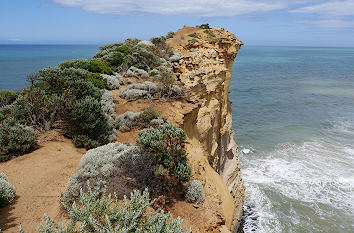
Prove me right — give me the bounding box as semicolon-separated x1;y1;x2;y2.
231;46;354;232
0;45;98;91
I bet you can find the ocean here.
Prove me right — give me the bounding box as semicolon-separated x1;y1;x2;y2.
231;46;354;232
1;45;353;232
0;45;98;91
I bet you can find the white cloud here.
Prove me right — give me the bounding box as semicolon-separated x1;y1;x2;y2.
292;0;354;16
51;0;292;16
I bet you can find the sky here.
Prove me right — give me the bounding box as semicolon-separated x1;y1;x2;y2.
1;0;354;46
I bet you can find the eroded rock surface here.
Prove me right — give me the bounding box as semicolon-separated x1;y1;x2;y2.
167;26;245;232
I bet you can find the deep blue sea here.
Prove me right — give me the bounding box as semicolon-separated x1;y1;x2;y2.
231;46;354;233
0;45;353;232
0;45;98;91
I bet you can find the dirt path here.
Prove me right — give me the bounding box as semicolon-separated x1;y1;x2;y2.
0;136;84;232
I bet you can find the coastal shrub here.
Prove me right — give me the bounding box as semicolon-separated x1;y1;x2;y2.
119;81;159;100
102;73;124;90
100;90;116;118
24;183;190;233
0;118;38;162
87;72;108;89
129;46;161;71
137;123;191;186
188;33;198;38
66;79;101;100
198;23;210;29
150;118;165;127
141;107;158;123
115;111;142;132
158;72;175;89
59;59;113;75
95;38;165;72
38;67;88;94
10;87;66;129
88;59;113;74
0;91;18;107
171;85;184;97
94;43;132;67
0;174;16;207
68;96;115;149
166;31;175;39
138;40;154;47
126;66;149;78
185;180;204;204
169;52;181;62
27;72;41;85
115;108;161;132
62;142;144;204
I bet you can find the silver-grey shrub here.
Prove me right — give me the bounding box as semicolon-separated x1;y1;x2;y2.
185;180;204;204
62;142;141;204
0;173;16;207
126;66;149;79
169;52;181;62
115;111;142;132
102;73;123;90
150;118;165;127
21;184;190;233
119;81;159;100
100;90;118;142
100;90;116;117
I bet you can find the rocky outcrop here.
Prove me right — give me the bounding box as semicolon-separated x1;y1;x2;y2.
167;26;245;232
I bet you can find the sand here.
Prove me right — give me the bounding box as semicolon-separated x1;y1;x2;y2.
0;135;84;232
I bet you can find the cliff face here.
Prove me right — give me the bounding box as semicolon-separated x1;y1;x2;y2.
167;26;245;232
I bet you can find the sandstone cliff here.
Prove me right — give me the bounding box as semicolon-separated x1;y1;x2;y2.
167;26;245;232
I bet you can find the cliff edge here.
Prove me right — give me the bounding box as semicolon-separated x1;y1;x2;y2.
167;26;245;232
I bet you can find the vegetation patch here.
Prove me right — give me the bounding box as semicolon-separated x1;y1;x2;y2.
59;58;113;75
0;91;18;107
188;33;198;38
119;81;160;100
22;183;190;233
115;107;164;132
185;180;204;204
0;173;16;207
0;118;38;162
62;142;158;204
197;23;210;29
137;124;191;188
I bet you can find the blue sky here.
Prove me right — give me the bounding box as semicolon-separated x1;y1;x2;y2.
1;0;354;46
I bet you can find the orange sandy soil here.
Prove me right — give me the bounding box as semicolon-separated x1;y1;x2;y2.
0;132;85;232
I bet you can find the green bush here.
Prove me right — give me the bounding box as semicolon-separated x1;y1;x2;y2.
39;67;89;94
0;118;38;161
141;107;158;123
0;173;16;207
0;91;18;107
88;59;113;74
137;123;191;186
66;79;101;100
68;96;115;149
166;31;175;39
94;38;165;72
188;33;198;38
8;87;65;129
72;135;100;149
21;183;190;233
87;72;108;89
198;23;210;29
185;180;204;204
59;59;113;75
